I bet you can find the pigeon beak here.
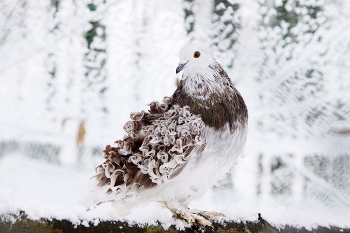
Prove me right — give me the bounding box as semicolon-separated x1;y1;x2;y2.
176;60;189;74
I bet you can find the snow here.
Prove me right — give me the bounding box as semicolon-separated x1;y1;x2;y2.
0;153;350;229
1;0;350;230
0;154;174;227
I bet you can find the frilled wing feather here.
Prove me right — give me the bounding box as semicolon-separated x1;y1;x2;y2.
93;97;205;202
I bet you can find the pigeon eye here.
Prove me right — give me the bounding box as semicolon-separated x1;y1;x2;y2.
193;51;200;58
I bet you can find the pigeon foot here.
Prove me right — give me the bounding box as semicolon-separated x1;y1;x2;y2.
172;209;212;228
159;201;225;228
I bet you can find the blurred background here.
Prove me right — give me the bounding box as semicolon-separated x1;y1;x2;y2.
1;0;350;225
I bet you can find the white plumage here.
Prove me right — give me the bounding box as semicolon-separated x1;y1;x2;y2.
85;43;248;227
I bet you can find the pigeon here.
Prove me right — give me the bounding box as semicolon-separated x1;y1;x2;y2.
87;43;248;227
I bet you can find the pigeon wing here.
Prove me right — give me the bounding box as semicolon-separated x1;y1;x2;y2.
93;97;205;201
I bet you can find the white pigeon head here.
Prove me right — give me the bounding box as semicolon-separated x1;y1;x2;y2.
176;43;216;75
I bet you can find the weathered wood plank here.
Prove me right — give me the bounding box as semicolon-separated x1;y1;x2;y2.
0;211;349;232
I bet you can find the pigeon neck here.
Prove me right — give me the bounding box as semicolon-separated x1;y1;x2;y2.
182;73;223;99
170;63;248;132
